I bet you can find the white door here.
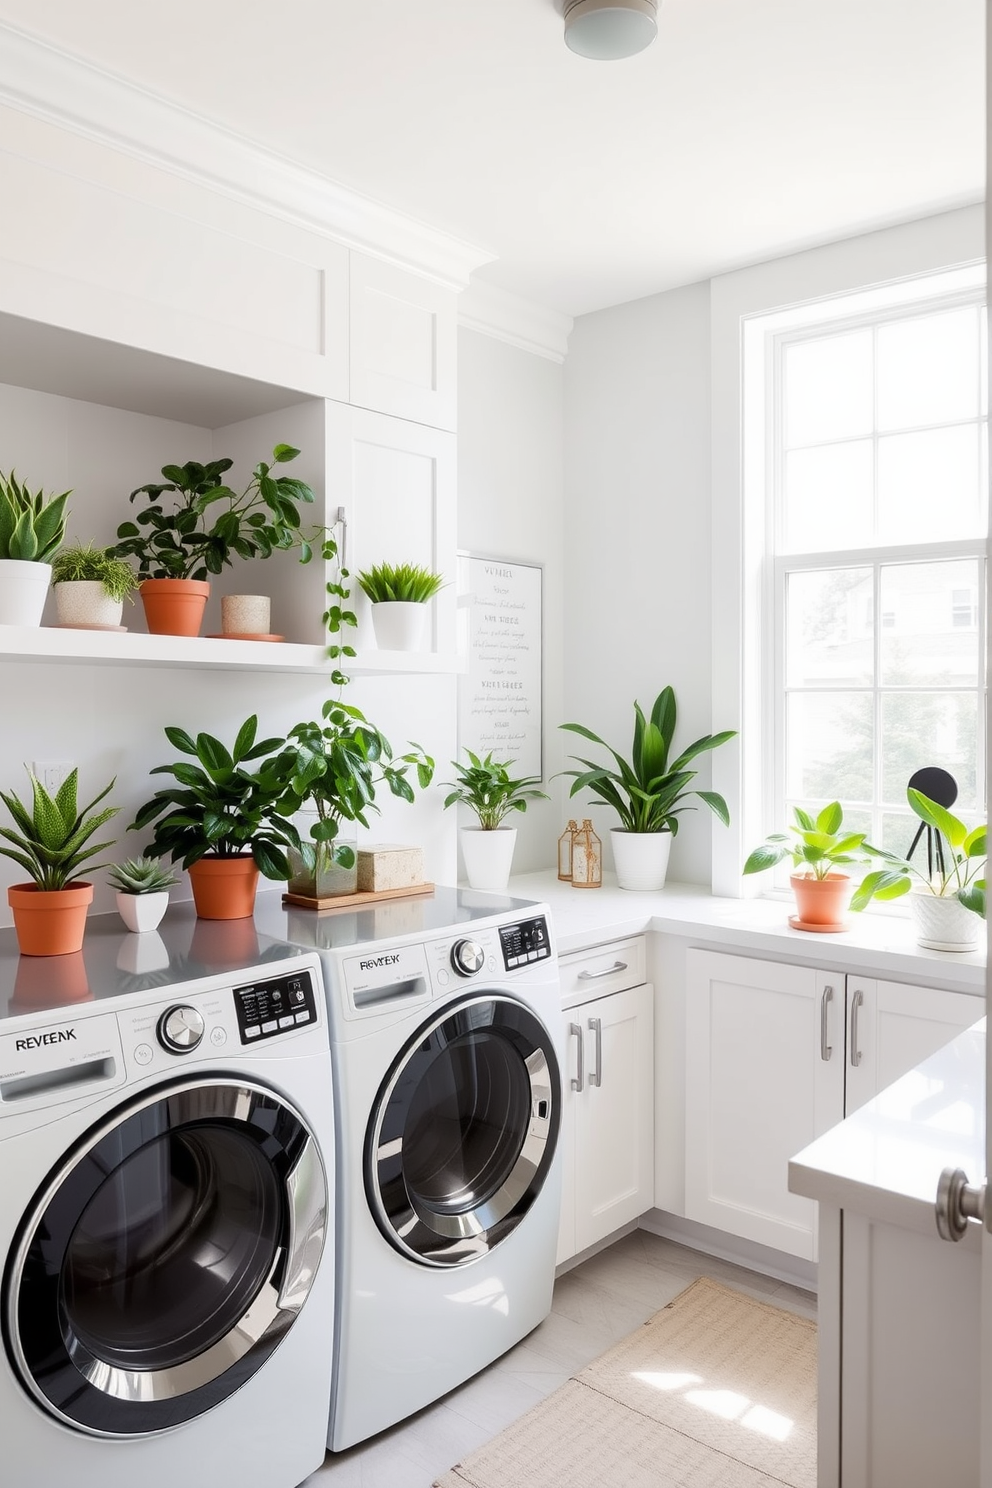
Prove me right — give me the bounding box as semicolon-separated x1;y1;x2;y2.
982;40;992;1481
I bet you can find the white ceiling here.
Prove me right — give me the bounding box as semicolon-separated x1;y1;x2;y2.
0;0;982;318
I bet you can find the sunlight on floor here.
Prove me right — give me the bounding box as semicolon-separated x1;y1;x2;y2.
632;1371;795;1441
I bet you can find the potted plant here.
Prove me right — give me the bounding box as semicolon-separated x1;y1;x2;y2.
442;750;548;891
355;561;445;651
107;854;178;933
560;686;735;891
51;541;139;630
743;801;873;930
0;768;118;955
0;469;71;626
112;444;318;637
851;789;986;950
278;703;435;898
131;714;307;919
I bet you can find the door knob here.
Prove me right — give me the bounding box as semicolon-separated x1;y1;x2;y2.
935;1166;986;1242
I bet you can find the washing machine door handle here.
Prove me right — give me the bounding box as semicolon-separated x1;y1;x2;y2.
278;1134;328;1312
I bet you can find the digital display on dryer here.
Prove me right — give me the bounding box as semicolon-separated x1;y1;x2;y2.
233;970;317;1044
498;916;551;970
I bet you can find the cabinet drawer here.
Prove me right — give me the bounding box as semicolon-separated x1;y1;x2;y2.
559;937;646;1008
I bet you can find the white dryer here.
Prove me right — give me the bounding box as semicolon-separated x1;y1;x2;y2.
0;943;335;1488
255;887;564;1451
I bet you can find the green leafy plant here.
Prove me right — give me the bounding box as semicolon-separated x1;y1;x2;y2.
442;750;548;831
106;855;178;894
743;801;873;884
277;704;435;872
322;519;358;689
560;686;735;834
851;790;987;916
112;444;318;580
356;562;445;604
52;542;139;602
131;715;306;880
0;470;70;562
0;768;118;891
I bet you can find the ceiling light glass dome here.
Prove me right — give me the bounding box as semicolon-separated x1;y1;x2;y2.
563;0;659;61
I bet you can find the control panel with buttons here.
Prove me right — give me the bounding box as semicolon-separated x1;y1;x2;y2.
498;916;551;971
233;970;318;1045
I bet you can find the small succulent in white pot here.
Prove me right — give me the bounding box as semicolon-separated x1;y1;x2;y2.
107;855;177;933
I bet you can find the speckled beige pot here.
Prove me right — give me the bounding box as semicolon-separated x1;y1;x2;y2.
222;594;271;635
54;580;124;629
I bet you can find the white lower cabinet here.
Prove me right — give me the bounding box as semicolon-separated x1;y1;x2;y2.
556;939;654;1265
684;949;980;1260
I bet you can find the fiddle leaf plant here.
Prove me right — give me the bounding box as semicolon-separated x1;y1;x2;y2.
0;768;118;891
744;801;872;883
113;444;318;580
131;714;306;881
560;686;735;834
442;750;548;831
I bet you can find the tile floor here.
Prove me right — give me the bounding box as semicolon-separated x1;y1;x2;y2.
302;1228;817;1488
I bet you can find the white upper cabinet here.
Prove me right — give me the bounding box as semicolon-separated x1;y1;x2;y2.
349;255;457;431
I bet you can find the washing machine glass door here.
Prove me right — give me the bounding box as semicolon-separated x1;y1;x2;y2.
367;993;560;1267
5;1076;327;1437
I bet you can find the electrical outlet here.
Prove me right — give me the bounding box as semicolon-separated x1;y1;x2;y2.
32;761;74;793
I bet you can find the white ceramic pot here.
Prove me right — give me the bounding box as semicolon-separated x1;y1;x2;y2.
460;826;518;891
370;601;427;651
115;930;170;973
116;890;169;934
0;559;52;626
222;593;271;635
911;889;984;952
54;580;124;629
610;828;672;891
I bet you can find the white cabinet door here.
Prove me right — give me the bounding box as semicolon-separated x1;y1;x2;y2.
845;977;983;1115
324;402;457;655
685;950;844;1260
349;254;457;430
557;979;655;1265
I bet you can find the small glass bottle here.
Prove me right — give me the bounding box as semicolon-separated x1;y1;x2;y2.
571;819;602;889
558;820;578;881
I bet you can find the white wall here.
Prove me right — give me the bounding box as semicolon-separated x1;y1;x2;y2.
563;283;714;886
456;328;565;874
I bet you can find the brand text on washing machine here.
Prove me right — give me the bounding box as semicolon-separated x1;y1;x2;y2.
359;954;402;970
15;1029;77;1050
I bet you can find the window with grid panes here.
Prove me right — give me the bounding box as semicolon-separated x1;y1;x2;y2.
773;291;987;863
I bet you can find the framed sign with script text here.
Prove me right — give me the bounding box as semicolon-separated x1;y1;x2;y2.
457;554;543;780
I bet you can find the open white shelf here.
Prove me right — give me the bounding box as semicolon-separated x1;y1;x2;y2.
0;627;465;676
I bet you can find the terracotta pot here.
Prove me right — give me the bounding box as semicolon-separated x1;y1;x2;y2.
790;872;853;928
139;578;210;637
8;881;94;956
187;855;260;920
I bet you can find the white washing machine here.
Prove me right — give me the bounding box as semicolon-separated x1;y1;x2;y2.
0;938;335;1488
255;886;564;1451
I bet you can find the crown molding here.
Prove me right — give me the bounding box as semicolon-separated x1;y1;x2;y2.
459;279;573;363
0;20;495;290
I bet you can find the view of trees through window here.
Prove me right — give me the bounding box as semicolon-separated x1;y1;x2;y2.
774;291;987;862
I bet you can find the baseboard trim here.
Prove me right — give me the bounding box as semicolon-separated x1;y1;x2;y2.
638;1210;818;1293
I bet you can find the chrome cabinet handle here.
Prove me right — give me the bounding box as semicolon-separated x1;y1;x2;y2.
819;984;833;1062
850;987;863;1068
588;1016;603;1087
577;961;628;981
569;1022;584;1092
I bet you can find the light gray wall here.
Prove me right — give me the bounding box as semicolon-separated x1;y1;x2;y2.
456;327;565;874
563;282;714;886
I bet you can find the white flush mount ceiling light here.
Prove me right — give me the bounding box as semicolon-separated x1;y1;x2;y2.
563;0;659;60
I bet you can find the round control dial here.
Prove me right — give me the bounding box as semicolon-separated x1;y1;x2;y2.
157;1004;205;1055
451;938;485;977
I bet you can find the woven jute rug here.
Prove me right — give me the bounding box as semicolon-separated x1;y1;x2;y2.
434;1276;817;1488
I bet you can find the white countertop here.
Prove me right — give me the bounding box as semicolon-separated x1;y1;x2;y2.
507;869;987;994
788;1017;986;1243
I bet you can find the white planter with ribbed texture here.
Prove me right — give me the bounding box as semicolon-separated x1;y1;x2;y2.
54;580;124;629
370;601;427;651
460;827;517;891
0;560;52;626
910;889;983;951
610;828;672;891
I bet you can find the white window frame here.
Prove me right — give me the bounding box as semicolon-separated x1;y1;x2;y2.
709;208;986;898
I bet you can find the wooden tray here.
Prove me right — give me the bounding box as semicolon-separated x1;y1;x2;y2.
282;882;435;911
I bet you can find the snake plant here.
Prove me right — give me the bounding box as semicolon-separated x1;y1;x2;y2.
0;769;118;891
0;470;71;562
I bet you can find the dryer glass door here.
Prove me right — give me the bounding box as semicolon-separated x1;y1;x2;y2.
367;994;560;1266
5;1077;327;1437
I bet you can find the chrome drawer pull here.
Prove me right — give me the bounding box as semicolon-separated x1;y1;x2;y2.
577;960;628;981
819;984;833;1062
569;1022;584;1092
588;1016;603;1087
850;987;863;1068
